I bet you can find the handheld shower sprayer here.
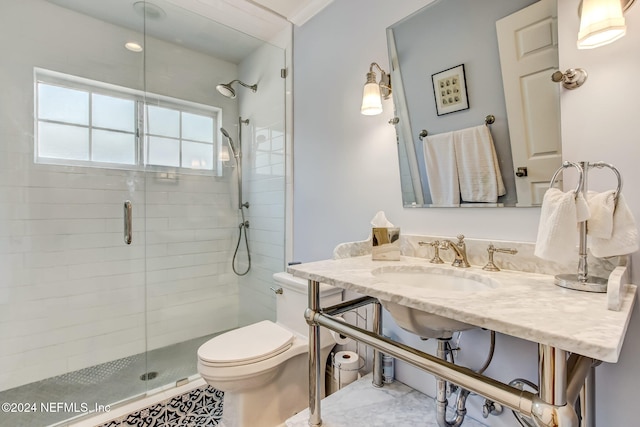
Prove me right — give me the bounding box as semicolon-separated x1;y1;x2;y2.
220;127;238;159
220;124;251;276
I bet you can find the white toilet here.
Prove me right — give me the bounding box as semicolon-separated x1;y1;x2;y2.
197;272;343;427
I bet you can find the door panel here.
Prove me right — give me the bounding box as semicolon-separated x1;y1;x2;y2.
497;0;561;206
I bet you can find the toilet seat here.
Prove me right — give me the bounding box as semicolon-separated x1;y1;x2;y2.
198;320;294;367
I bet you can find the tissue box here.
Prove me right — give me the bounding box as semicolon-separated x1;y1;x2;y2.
372;227;401;261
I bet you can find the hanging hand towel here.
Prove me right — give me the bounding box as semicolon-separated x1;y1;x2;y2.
453;125;506;203
590;193;639;258
586;190;616;238
423;131;460;206
534;188;590;263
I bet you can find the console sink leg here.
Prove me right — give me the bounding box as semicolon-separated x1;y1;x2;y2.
372;300;383;387
533;344;579;427
307;279;322;426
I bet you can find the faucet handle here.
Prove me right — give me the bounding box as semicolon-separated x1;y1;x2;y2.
456;234;465;244
418;240;445;264
482;244;518;271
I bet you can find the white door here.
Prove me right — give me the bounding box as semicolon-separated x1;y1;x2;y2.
496;0;561;206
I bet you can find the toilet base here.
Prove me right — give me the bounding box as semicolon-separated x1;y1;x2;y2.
219;346;332;427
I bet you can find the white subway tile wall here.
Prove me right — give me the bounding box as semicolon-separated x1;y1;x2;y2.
0;166;240;391
236;123;286;326
235;40;288;327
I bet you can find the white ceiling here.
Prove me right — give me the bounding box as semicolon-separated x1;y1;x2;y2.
47;0;333;63
251;0;334;25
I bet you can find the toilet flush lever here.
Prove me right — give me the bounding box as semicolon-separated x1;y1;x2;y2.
270;287;283;295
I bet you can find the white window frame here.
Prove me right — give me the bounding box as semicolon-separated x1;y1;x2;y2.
34;68;223;176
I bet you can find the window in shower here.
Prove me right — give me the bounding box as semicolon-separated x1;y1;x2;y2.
35;69;220;174
145;105;215;170
37;83;137;165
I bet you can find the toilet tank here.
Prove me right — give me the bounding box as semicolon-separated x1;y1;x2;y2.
273;272;343;338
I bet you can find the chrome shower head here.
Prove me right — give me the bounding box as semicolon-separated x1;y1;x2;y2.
216;80;258;99
220;127;238;158
216;83;236;99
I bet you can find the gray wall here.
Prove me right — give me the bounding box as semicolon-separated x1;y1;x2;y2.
392;0;536;205
293;0;640;425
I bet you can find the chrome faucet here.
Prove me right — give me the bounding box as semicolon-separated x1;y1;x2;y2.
440;235;470;268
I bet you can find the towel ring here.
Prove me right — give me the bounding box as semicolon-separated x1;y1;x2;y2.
587;161;622;204
549;161;583;195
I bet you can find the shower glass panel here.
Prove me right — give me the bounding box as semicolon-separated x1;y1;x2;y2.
141;0;286;389
0;0;147;425
0;0;286;425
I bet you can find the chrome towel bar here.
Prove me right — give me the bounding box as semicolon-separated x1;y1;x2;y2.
418;114;495;141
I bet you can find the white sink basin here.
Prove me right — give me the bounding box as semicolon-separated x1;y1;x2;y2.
372;265;499;339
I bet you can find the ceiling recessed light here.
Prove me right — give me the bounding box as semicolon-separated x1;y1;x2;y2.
125;42;143;52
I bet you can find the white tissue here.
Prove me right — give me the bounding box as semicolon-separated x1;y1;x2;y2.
370;211;394;228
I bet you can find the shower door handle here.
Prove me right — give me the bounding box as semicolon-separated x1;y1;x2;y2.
124;200;132;245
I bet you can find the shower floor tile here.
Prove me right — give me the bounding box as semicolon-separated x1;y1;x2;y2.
0;333;220;427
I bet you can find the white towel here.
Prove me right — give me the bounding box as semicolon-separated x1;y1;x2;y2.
586;190;616;238
423;131;460;206
590;193;639;258
534;188;590;263
453;125;506;203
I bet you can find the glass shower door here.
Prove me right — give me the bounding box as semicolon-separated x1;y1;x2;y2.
140;0;242;393
140;0;287;393
0;1;148;425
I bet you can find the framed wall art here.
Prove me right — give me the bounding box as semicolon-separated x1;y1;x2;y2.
431;64;469;116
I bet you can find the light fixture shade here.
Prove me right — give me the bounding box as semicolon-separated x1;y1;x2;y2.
578;0;627;49
361;81;383;115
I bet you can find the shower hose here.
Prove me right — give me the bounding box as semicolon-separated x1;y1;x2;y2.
232;207;251;276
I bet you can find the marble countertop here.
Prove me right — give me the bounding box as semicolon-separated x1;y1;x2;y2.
288;255;637;363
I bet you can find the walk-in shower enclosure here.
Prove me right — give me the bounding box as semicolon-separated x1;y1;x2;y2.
0;1;287;425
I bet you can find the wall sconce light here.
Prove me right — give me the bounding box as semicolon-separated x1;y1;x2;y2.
360;62;392;116
577;0;635;49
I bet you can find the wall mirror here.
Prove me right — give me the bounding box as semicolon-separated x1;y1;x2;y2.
388;0;561;208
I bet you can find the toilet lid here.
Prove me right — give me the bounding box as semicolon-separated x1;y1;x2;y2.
198;320;294;366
